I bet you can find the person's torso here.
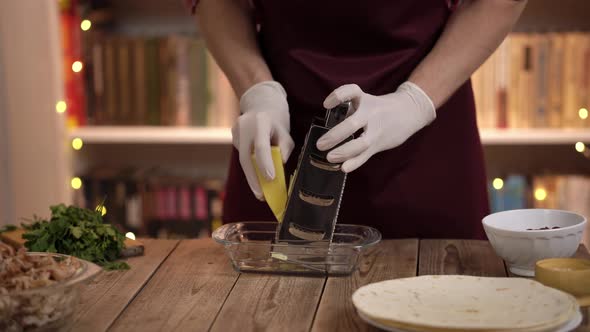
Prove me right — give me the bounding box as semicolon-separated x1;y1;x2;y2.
223;1;488;240
252;0;453;127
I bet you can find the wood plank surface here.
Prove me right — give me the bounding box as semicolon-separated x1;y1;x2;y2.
70;239;590;332
109;239;240;332
68;239;179;332
574;245;590;332
418;240;506;276
311;239;419;332
209;274;325;332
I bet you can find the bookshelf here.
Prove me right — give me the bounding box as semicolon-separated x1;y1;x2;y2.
3;0;589;244
68;0;590;245
69;126;590;146
480;129;590;145
69;126;232;144
64;0;590;244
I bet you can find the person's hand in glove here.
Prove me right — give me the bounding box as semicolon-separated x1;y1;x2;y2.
316;81;436;173
232;80;295;200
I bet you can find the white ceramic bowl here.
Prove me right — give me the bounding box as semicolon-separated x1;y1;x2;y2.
482;209;587;277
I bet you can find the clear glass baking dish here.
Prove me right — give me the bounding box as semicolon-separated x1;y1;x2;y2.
212;222;382;275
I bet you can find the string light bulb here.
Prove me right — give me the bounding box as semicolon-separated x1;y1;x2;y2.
579;108;588;120
575;142;586;153
80;19;92;31
492;178;504;190
71;177;82;190
55;100;67;113
72;61;83;73
72;138;83;150
534;188;547;201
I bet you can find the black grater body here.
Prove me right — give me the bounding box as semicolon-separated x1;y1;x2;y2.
275;101;353;244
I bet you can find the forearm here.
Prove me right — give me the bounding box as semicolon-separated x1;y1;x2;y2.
194;0;273;97
408;0;527;109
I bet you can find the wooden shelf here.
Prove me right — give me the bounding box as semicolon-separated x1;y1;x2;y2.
480;129;590;145
69;126;590;146
68;126;232;144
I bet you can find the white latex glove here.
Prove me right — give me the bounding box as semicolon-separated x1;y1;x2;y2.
232;80;295;200
316;81;436;173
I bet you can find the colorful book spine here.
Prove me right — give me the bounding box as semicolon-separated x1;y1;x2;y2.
473;32;590;129
59;0;87;128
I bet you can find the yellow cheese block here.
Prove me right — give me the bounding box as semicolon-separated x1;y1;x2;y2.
251;146;288;222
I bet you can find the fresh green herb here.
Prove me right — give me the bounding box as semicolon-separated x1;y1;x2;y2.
0;224;17;233
103;261;131;271
21;203;130;270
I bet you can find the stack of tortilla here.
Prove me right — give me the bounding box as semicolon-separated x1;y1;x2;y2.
352;275;580;332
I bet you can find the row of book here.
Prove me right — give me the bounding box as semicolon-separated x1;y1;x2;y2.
77;30;590;130
488;174;590;213
487;175;530;212
82;33;239;127
531;175;590;214
488;174;590;246
74;167;590;241
473;31;590;129
72;167;226;239
60;0;86;128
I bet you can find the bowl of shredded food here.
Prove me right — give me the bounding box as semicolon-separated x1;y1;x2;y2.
0;242;101;331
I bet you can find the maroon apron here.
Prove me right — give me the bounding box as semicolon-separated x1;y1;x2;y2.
221;0;489;240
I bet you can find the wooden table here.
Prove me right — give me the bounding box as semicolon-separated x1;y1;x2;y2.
68;239;590;332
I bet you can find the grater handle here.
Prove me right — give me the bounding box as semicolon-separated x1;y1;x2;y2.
325;101;353;128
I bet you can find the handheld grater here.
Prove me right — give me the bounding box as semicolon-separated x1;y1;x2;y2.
274;101;354;245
